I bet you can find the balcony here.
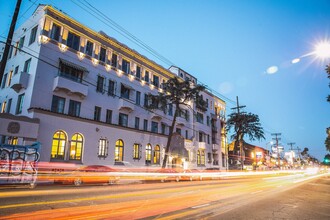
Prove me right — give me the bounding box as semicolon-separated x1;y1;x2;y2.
184;139;193;150
53;75;88;98
11;71;29;92
118;98;135;113
212;144;220;152
198;142;206;149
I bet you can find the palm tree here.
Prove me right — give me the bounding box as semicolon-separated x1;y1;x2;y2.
148;77;205;168
226;111;265;170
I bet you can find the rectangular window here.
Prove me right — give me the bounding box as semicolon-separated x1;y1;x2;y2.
94;106;101;121
14;66;19;75
23;58;31;73
144;71;149;82
106;109;112;124
108;80;115;96
99;47;106;62
51;95;65;113
111;53;117;68
67;31;80;51
18;36;25;50
153;75;159;87
143;119;148;131
199;132;204;142
144;93;149;107
59;61;83;83
50;23;61;41
29;25;38;45
7;70;13;87
169;104;173;116
85;40;93;56
8;46;13;59
119;113;128;127
207;116;210;126
161;123;166;134
122;59;130;74
135;117;140;129
151;121;158;133
1;74;7;89
120;84;130;99
196;112;204;123
98;139;108;158
185;130;188;139
206;98;209;108
176;128;181;135
207;134;210;144
68;100;81;117
136;91;141;105
6;99;12;113
16;93;25;115
133;143;140;160
14;41;19;56
1;101;6;113
96;75;104;93
136;66;141;78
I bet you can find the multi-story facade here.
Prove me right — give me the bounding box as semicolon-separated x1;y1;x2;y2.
0;5;226;170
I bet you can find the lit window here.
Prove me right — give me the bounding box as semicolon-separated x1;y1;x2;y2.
51;130;67;160
6;70;13;87
8;137;18;145
70;133;83;160
115;139;124;162
153;145;160;164
146;144;152;165
201;150;205;165
98;138;108;158
1;101;6;113
197;150;201;165
133;143;140;160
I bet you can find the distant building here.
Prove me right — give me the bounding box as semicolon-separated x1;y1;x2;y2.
0;5;226;170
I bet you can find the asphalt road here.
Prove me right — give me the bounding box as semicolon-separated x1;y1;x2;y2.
0;172;329;219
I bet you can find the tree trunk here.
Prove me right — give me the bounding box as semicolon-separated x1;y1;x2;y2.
161;107;179;168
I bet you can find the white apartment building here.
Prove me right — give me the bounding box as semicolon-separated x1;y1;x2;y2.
0;5;226;170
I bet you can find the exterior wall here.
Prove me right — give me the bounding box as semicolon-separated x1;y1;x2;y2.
0;5;227;170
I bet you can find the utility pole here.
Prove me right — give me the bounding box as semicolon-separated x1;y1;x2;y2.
231;96;246;170
0;0;22;82
272;133;281;169
288;142;295;150
287;142;295;167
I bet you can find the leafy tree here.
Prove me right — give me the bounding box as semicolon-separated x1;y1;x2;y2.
326;65;330;103
148;77;205;168
226;111;265;169
325;128;330;152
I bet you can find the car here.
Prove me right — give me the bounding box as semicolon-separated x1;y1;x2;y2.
181;169;203;181
55;165;120;186
156;168;180;182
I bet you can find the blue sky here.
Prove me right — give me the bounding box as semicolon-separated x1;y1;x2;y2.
1;0;329;160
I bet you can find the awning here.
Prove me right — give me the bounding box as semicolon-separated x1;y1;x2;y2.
121;82;134;90
59;58;89;73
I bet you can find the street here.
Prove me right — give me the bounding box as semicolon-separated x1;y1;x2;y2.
0;172;329;219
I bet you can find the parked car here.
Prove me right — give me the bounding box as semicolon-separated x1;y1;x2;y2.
156;168;180;182
181;169;203;181
55;165;120;186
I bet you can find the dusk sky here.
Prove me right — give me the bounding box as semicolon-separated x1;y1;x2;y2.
1;0;329;160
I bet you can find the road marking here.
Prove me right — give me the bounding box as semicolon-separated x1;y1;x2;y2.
250;190;263;194
191;203;210;209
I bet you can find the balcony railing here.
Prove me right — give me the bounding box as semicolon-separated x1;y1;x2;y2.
10;71;29;92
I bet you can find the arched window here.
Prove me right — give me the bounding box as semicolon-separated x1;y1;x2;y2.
197;150;201;165
201;150;205;165
115;139;124;162
70;133;83;160
51;130;67;160
153;145;160;164
146;144;152;165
